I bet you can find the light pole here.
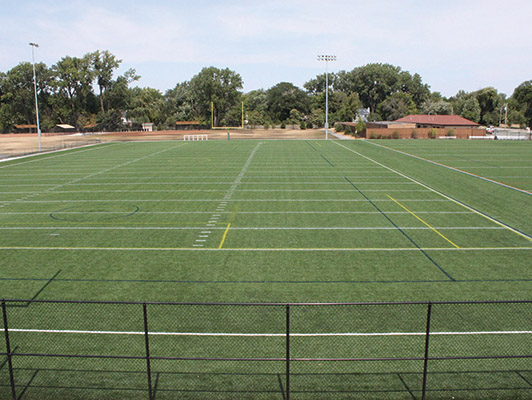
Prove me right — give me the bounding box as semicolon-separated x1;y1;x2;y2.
317;55;336;139
29;42;42;151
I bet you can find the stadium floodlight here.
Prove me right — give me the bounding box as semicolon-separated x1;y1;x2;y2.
317;55;336;140
29;42;42;151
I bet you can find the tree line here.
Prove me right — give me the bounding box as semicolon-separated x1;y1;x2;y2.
1;50;532;133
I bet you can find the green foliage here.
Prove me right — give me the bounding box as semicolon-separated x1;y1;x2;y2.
377;92;417;121
3;50;532;135
355;119;366;134
453;92;481;123
369;132;376;139
344;124;352;134
428;128;437;139
334;123;344;132
280;121;286;129
411;129;418;139
266;82;309;123
189;66;243;126
392;130;400;139
300;121;306;129
512;80;532;127
446;128;455;136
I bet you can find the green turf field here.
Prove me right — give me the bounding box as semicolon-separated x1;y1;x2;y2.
1;139;531;303
1;139;532;399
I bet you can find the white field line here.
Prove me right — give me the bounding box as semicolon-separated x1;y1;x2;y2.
0;182;419;186
0;143;188;210
366;141;532;196
0;226;506;231
0;246;531;252
8;199;451;203
2;328;532;337
0;189;431;194
0;142;119;168
0;211;474;215
192;142;263;247
333;141;532;243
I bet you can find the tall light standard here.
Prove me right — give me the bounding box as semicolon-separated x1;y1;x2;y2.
29;42;42;151
317;55;336;139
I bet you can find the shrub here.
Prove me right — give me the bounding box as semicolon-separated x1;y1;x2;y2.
280;122;286;129
429;128;437;139
392;130;400;139
306;121;313;129
369;132;376;139
356;120;366;135
377;134;382;139
344;125;353;135
411;129;418;139
300;121;306;130
334;123;344;132
446;128;455;136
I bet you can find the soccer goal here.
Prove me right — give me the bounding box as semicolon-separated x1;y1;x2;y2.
183;135;208;141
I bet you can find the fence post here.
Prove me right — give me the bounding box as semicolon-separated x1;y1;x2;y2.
286;304;290;400
142;303;154;400
2;301;17;400
421;302;432;400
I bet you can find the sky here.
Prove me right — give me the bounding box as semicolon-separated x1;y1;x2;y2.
1;0;531;97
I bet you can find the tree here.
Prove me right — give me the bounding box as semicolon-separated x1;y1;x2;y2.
127;87;165;128
266;82;309;123
512;80;532;127
92;50;122;114
421;99;453;115
377;92;417;121
0;62;53;131
188;67;243;126
473;87;505;126
453;93;481;123
51;54;96;129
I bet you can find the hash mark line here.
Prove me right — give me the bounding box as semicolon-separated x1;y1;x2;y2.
367;141;532;196
387;194;460;248
218;223;231;249
333;141;532;243
3;328;532;337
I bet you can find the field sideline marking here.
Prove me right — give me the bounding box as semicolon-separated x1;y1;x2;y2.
0;142;121;169
333;141;532;243
367;141;532;196
1;246;530;251
2;328;532;337
387;194;460;248
218;224;231;249
0;226;506;231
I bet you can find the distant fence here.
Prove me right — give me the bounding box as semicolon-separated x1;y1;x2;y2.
492;128;531;140
363;127;485;140
0;139;101;159
2;299;532;399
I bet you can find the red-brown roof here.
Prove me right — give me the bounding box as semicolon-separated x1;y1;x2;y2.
395;115;480;127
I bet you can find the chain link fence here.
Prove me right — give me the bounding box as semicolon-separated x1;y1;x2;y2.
2;299;532;399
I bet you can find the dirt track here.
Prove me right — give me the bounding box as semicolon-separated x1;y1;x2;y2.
0;128;344;158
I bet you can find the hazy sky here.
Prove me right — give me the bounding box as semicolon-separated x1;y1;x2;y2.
1;0;531;97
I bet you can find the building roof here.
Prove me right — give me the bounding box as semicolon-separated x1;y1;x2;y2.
14;124;38;129
395;115;480;127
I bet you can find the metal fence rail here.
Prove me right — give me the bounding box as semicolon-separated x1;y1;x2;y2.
2;299;532;399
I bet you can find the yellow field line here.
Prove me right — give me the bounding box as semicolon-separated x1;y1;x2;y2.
218;223;231;249
387;195;460;248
